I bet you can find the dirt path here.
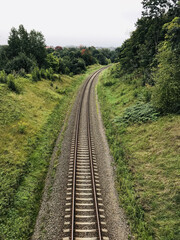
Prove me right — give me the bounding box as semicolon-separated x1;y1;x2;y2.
32;70;130;240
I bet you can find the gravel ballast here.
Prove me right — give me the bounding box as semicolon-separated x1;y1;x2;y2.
32;70;130;240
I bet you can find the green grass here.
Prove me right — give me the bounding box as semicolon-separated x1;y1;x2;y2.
97;65;180;240
0;64;101;240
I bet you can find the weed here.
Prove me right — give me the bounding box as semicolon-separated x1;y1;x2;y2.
114;102;159;125
7;74;20;94
18;121;27;134
31;67;42;81
56;88;66;95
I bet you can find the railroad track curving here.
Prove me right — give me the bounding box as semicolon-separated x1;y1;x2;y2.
62;68;109;240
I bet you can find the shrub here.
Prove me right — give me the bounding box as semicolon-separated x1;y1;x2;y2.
45;68;54;80
56;88;66;95
114;102;159;125
18;68;26;77
31;67;41;81
103;80;115;87
53;74;61;81
40;68;47;79
0;70;7;83
17;121;27;134
7;74;20;94
5;53;36;73
65;67;70;75
45;53;59;72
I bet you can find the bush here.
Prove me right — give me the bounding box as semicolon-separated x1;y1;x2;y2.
53;74;61;81
7;74;20;94
114;102;159;125
40;68;47;79
18;68;26;77
5;53;36;73
152;47;180;113
45;68;54;80
31;67;41;81
45;53;59;72
0;70;7;83
65;67;70;75
103;80;115;87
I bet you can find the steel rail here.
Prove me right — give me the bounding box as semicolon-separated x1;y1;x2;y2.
87;71;103;240
70;69;102;240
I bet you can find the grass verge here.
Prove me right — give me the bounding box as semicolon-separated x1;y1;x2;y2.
0;64;101;240
97;65;180;240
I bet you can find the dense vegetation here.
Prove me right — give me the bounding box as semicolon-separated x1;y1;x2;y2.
115;0;180;114
0;25;117;79
98;66;180;240
97;1;180;239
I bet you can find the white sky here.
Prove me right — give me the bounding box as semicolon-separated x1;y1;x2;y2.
0;0;143;48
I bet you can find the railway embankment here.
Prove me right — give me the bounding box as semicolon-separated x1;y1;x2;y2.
0;65;100;239
97;65;180;240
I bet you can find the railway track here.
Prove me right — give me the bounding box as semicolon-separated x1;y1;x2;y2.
62;68;109;240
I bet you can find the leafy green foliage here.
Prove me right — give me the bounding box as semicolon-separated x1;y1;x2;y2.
5;53;36;73
51;46;117;75
115;2;179;114
0;70;7;83
152;17;180;113
1;25;118;78
115;0;179;84
7;74;20;94
142;0;179;17
0;46;9;70
31;67;41;82
7;25;47;67
0;25;46;74
115;102;159;125
103;80;115;86
45;53;59;72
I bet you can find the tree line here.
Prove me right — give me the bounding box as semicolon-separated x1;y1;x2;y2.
0;25;118;77
115;0;180;114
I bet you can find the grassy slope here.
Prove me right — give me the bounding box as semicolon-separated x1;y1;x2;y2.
0;65;101;240
97;66;180;240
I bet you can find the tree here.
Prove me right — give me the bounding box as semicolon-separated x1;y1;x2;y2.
29;29;47;66
55;46;62;51
81;49;96;65
7;25;46;69
0;46;9;70
152;17;180;113
8;27;21;58
142;0;179;17
96;53;108;65
116;0;179;81
45;53;59;72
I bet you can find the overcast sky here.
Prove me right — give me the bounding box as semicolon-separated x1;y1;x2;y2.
0;0;143;48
